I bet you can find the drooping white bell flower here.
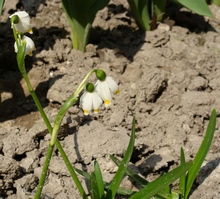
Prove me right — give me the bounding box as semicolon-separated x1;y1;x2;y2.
14;35;36;56
9;11;33;34
79;83;103;115
95;76;119;107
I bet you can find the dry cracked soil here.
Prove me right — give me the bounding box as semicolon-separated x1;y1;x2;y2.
0;0;220;198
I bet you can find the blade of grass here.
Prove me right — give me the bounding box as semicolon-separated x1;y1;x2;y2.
110;155;171;199
105;116;136;199
170;191;179;199
94;160;105;198
179;147;186;197
128;0;151;30
90;171;101;199
0;0;4;15
184;109;216;198
110;155;148;187
74;167;136;196
129;161;193;199
152;0;167;21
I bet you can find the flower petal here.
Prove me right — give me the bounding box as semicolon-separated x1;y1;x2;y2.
14;36;35;56
80;92;93;115
91;92;103;113
10;11;32;34
95;80;112;106
106;76;119;94
80;91;103;115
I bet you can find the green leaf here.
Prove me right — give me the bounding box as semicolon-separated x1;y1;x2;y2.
128;0;151;30
179;147;186;197
184;109;216;198
74;167;91;180
94;161;105;198
210;0;220;6
170;191;179;199
90;171;101;199
175;0;213;17
0;0;4;15
105;116;136;199
62;0;110;51
110;155;148;187
110;155;167;199
16;41;26;73
129;161;193;199
152;0;167;22
74;167;136;196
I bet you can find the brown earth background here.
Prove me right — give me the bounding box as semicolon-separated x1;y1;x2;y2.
0;0;220;198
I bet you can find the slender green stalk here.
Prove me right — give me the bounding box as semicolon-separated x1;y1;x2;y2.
35;69;96;198
0;0;4;15
15;39;91;199
11;22;20;50
34;144;54;199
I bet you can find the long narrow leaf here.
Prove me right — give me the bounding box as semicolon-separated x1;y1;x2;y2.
0;0;4;15
74;167;135;196
184;109;216;198
129;161;193;199
152;0;167;21
105;116;136;199
179;147;186;197
128;0;151;30
110;155;149;187
90;171;101;199
94;161;105;198
110;155;167;199
175;0;213;17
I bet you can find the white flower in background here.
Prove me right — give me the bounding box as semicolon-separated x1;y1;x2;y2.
80;83;103;115
9;11;33;34
14;35;36;56
95;76;119;107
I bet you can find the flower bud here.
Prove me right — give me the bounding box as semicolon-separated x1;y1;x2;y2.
10;15;19;24
96;69;106;81
86;83;95;93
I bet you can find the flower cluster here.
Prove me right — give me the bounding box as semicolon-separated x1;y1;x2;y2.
9;11;35;56
80;69;119;115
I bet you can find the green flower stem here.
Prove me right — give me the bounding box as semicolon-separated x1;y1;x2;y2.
15;43;96;199
35;69;96;199
19;63;88;199
11;22;20;50
34;144;53;199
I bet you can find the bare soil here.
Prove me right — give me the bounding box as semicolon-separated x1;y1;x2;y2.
0;0;220;198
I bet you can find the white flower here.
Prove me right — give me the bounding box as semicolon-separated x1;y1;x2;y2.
79;91;103;115
9;11;32;34
14;35;36;56
95;76;119;107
